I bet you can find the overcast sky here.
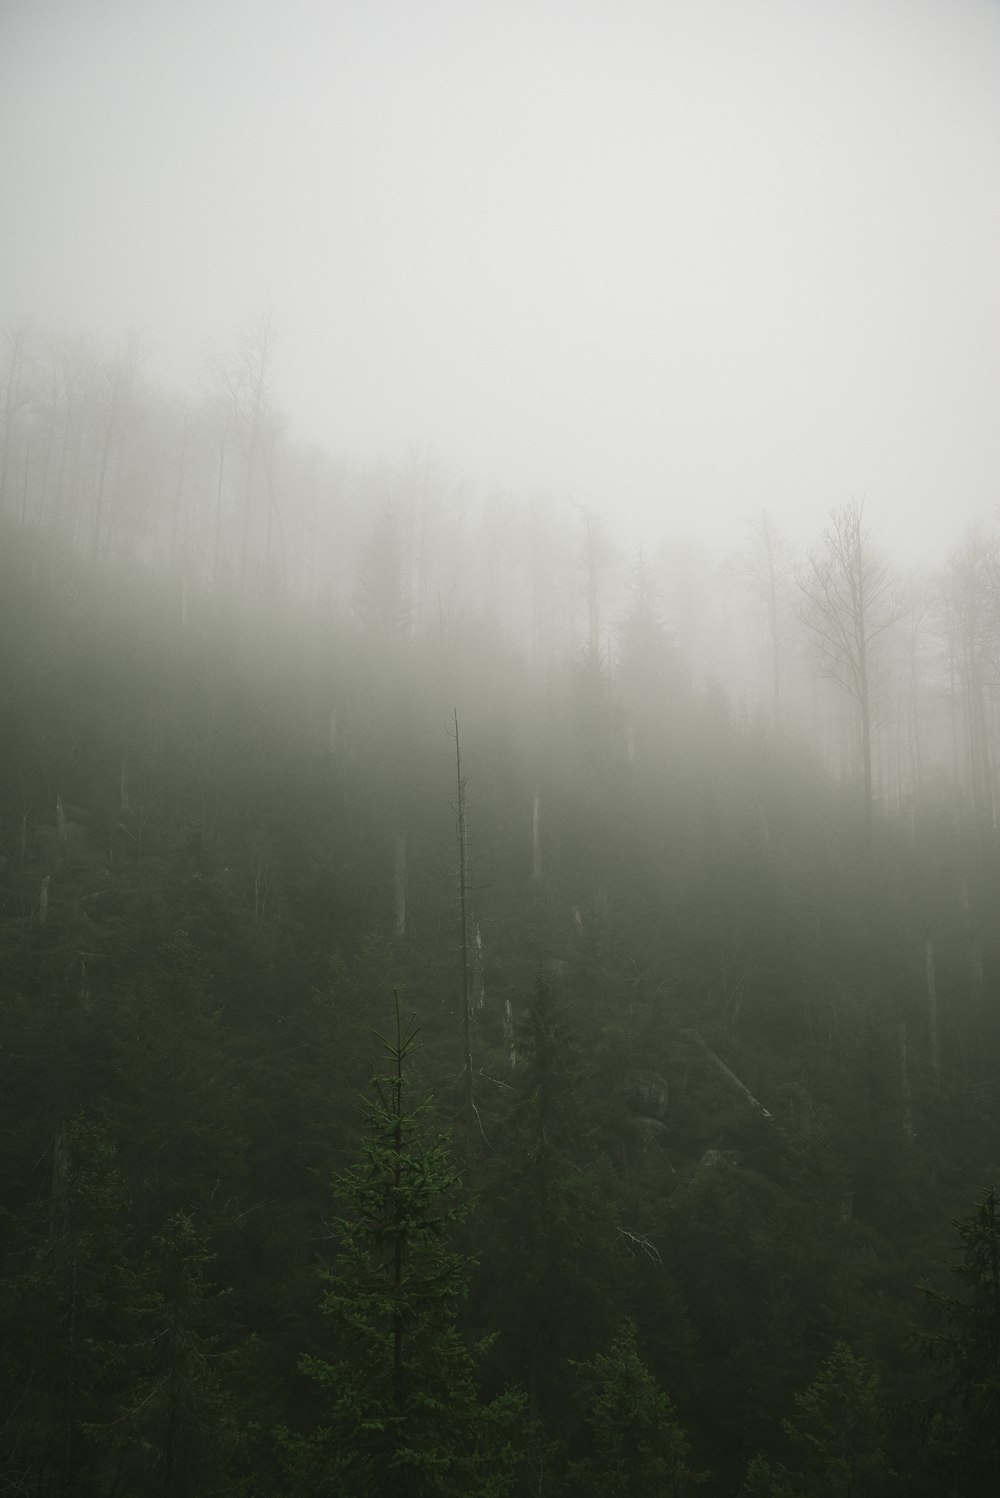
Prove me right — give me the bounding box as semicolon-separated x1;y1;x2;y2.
2;0;998;564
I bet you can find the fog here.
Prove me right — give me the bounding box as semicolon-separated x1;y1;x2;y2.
2;0;999;564
8;10;1000;1490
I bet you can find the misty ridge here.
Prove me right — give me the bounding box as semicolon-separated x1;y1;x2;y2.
2;308;1000;1495
0;312;992;830
1;316;994;814
3;2;1000;1492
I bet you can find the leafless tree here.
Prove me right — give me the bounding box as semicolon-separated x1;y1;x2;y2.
940;529;1000;831
800;500;902;836
0;321;33;522
578;506;613;663
88;334;145;563
210;314;281;596
745;510;794;734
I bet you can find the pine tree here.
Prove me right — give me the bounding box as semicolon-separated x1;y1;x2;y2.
485;979;627;1430
0;1115;143;1497
282;998;525;1497
736;1452;796;1498
780;1342;890;1497
918;1186;1000;1493
82;1209;251;1498
570;1318;703;1497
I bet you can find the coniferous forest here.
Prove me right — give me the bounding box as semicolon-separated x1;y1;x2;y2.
2;328;1000;1496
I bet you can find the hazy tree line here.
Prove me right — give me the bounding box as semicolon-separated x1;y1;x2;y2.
3;318;1000;839
1;319;1000;1495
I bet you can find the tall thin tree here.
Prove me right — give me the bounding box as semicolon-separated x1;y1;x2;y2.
800;500;901;839
454;710;473;1134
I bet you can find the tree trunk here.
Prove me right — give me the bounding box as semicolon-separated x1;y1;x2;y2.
962;876;985;1012
532;789;542;882
49;1122;69;1238
393;830;406;938
683;1029;772;1119
392;1009;405;1406
859;648;874;843
472;919;485;1010
925;936;941;1092
898;1020;914;1141
454;712;473;1133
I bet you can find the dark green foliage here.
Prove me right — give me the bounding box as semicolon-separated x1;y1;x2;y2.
282;1002;526;1496
915;1187;1000;1493
569;1319;703;1497
4;512;1000;1496
0;1120;249;1497
737;1453;797;1498
84;1209;252;1498
780;1342;891;1496
0;1116;143;1496
480;980;629;1433
738;1344;890;1498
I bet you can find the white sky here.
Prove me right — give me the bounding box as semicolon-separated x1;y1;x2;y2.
2;0;999;565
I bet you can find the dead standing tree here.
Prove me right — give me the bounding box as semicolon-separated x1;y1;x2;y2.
745;510;794;736
0;321;32;525
453;710;474;1136
211;314;281;598
941;531;1000;835
800;501;902;842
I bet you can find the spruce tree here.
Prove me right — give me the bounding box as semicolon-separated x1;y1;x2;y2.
485;978;627;1432
282;999;524;1497
918;1186;1000;1493
570;1318;703;1497
779;1342;890;1497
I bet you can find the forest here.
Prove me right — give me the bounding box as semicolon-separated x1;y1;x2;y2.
1;322;1000;1496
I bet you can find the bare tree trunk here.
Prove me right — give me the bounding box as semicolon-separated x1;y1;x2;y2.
454;711;473;1133
683;1029;772;1119
753;510;785;734
391;998;405;1406
19;439;30;526
858;636;874;843
90;422;113;564
0;323;30;520
393;830;406;938
909;619;923;810
532;789;542;882
925;936;941;1092
962;876;985;1011
37;370;57;527
799;501;900;849
472;919;485;1010
169;413;189;572
898;1019;914;1141
948;645;962;806
213;433;227;592
49;1122;69;1238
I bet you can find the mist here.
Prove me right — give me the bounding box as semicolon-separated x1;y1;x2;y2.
5;6;1000;1496
3;0;999;564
